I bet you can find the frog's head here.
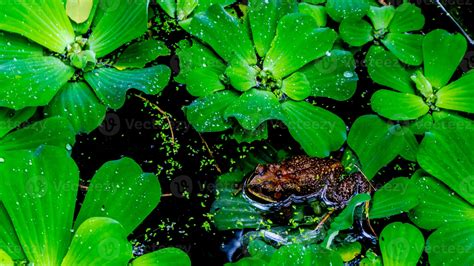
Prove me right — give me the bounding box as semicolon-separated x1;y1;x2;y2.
244;163;287;203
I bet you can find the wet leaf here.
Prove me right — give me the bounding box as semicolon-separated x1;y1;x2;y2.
298;3;327;27
436;70;474;113
88;0;149;58
263;13;337;79
281;72;311;101
0;147;79;265
379;222;424;266
369;177;418;219
281;101;346;157
382;33;423;66
370;89;429;120
225;58;258;92
115;40;171;70
0;204;25;261
131;247;191;266
0;57;74;110
388;3;424;33
0;107;36;138
66;0;94;24
339;17;373;47
85;65;171;109
0;117;76;152
45;82;106;134
366;46;414;93
185;91;239;132
348;115;406;179
62;217;132;265
326;0;370;22
417;115;474;204
189;5;256;64
301;50;358;101
367;5;395;30
224;90;283;131
423;29;467;89
0;0;75;53
74;158;161;235
0;32;43;64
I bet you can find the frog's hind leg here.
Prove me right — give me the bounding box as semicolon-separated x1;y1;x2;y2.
315;209;335;230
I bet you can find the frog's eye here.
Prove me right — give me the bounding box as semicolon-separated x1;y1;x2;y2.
256;165;265;176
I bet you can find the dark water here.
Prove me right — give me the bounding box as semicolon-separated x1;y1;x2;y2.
72;1;474;265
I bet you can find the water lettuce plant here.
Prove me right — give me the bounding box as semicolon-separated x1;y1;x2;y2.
340;2;425;65
0;146;190;265
348;29;473;179
156;0;237;30
177;0;358;157
0;0;171;133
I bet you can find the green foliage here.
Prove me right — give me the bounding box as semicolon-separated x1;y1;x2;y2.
340;3;424;65
177;0;358;156
379;222;425;266
0;0;171;134
0;146;189;265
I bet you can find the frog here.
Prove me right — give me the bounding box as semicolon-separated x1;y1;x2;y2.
243;155;371;211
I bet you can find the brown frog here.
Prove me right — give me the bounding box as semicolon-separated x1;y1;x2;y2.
243;155;370;211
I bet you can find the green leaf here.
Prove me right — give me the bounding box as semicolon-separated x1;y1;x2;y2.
298;3;327;28
74;158;161;235
382;33;423;66
231;123;268;144
281;101;346;157
184;91;239;132
0;203;25;261
367;6;395;30
426;221;474;266
0;250;13;266
0;147;79;265
264;13;337;79
326;0;370;22
131;248;191;266
369;177;418;219
348;115;406;179
406;114;433;135
0;107;36;138
366;46;414;93
370;90;429;120
388;3;425;33
211;171;264;230
0;57;75;110
410;176;474;230
157;0;176;17
193;0;238;14
189;5;256;64
0;117;76;152
423;29;467;89
88;0;149;58
379;222;424;266
0;32;43;64
62;217;132;265
66;0;94;23
249;0;294;57
436;70;474;113
115;40;171;70
225;58;258;92
186;69;226;97
85;65;171;109
417;116;474;204
339;17;374;47
323;193;371;247
224;89;283;131
177;0;198;20
71;0;99;34
281;72;311;101
301;50;358;101
269;244;343;266
398;127;418;162
175;40;226;85
45;82;106;134
0;0;75;53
